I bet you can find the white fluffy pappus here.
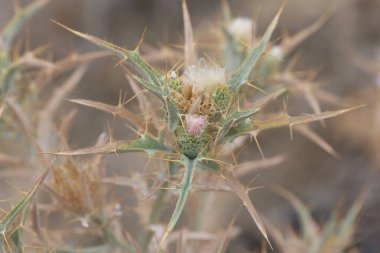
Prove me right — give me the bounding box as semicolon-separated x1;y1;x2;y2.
269;45;283;61
181;64;226;92
228;17;254;44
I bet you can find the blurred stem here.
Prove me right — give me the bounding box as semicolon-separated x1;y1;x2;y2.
1;0;49;51
141;161;179;251
91;215;136;252
0;51;9;68
141;181;168;251
194;191;215;231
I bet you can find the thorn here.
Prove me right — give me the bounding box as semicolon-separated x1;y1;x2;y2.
247;174;260;189
285;50;303;72
106;121;114;141
114;56;128;68
231;152;238;166
0;101;6;118
135;26;148;51
118;89;123;106
247;185;264;193
289;124;294;141
253;134;265;160
246;82;269;95
123;122;144;138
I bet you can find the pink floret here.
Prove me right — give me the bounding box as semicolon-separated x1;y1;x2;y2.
185;114;206;137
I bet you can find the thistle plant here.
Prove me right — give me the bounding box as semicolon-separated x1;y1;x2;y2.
50;2;360;251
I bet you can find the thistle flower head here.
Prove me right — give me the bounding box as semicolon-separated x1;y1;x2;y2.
228;17;254;44
185;114;206;137
181;63;226;93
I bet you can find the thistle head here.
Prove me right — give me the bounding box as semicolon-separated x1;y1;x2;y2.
168;60;234;159
170;60;232;123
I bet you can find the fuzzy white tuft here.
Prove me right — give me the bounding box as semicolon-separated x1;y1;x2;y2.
168;70;177;79
228;17;254;44
269;45;283;61
181;64;226;92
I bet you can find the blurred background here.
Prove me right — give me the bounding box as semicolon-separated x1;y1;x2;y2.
1;0;380;252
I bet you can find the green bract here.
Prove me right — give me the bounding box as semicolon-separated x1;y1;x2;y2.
177;128;210;160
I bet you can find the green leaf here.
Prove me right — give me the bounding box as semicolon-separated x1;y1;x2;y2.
1;0;49;51
221;0;245;72
129;69;166;97
216;108;260;144
53;22;163;87
273;186;318;243
159;157;198;246
337;192;366;239
53;134;173;156
9;229;23;253
54;245;110;253
222;27;244;72
0;161;52;252
133;75;179;131
225;106;363;142
0;66;18;104
166;98;180;131
228;5;283;92
198;159;220;170
54;23;181;131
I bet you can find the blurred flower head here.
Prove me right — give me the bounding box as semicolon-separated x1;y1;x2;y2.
228;17;254;44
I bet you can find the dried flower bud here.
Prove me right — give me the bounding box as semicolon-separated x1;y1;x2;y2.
185;114;206;137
